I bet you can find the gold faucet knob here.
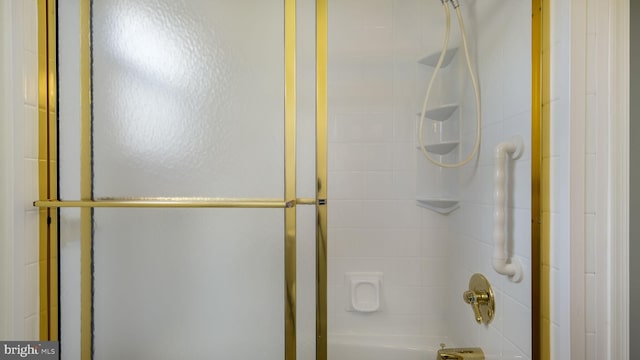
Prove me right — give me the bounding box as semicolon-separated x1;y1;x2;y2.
463;290;483;323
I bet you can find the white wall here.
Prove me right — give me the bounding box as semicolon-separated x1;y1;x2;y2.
560;0;613;359
543;1;623;359
0;0;40;340
582;0;611;358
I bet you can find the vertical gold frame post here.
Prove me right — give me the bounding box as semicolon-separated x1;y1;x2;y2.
531;0;541;356
37;0;59;341
284;0;297;359
80;0;93;358
532;0;550;358
542;0;551;356
315;0;328;359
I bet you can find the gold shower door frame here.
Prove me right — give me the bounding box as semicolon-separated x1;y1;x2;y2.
35;0;328;359
36;0;548;359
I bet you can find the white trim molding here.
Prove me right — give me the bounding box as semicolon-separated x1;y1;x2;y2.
570;0;587;357
610;0;629;358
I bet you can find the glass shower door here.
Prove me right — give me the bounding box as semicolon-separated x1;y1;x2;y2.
53;0;298;359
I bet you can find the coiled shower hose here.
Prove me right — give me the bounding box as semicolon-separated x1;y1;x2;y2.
418;0;481;168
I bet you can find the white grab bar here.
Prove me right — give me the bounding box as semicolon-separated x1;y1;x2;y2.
493;136;524;283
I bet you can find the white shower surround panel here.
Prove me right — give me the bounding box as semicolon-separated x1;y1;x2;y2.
448;0;532;358
327;0;532;359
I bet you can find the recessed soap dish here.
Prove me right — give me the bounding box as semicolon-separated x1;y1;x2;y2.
345;272;383;313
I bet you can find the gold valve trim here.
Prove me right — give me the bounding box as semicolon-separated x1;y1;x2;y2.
463;273;495;325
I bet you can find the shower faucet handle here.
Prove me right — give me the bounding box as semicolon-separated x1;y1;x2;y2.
462;273;495;325
463;289;488;323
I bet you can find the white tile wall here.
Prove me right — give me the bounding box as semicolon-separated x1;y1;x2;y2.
22;0;40;341
328;0;450;337
328;1;534;357
446;0;533;359
0;0;40;340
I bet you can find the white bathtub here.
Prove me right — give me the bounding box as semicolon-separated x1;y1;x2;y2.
328;334;448;360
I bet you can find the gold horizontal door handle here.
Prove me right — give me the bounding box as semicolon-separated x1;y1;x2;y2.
33;197;319;209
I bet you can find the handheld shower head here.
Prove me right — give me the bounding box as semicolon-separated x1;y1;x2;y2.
419;0;481;168
440;0;460;9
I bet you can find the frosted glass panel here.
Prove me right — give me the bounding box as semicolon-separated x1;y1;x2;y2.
58;0;82;201
91;0;285;198
59;208;81;360
93;209;284;360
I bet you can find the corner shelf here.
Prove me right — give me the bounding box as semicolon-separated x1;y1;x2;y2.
418;47;459;68
417;104;459;122
416;199;459;215
415;47;460;215
417;141;459;155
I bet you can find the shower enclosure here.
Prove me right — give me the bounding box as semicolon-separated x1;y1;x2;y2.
36;0;537;359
